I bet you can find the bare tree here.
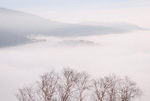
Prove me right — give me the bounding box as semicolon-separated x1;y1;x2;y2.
91;74;142;101
16;85;36;101
37;71;59;101
76;72;91;101
16;71;59;101
91;76;113;101
58;68;80;101
106;74;121;101
119;76;142;101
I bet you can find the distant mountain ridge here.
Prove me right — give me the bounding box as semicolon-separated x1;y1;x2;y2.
0;8;62;35
0;8;145;48
0;8;62;47
0;32;31;48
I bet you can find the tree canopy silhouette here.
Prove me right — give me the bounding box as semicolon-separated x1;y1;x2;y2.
16;68;142;101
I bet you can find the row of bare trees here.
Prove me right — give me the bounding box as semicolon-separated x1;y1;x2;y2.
16;68;142;101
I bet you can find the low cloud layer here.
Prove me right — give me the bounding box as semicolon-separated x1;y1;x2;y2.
0;30;150;101
56;39;98;47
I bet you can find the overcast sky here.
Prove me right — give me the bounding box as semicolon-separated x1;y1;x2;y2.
0;0;150;28
1;0;150;9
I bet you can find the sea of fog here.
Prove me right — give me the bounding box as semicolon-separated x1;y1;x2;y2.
0;30;150;101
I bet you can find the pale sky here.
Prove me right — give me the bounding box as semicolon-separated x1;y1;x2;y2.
0;0;150;28
0;0;150;9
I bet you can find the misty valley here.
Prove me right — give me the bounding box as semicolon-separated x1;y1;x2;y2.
0;7;150;101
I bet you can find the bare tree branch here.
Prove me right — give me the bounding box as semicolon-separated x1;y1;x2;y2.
119;76;142;101
37;71;59;101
